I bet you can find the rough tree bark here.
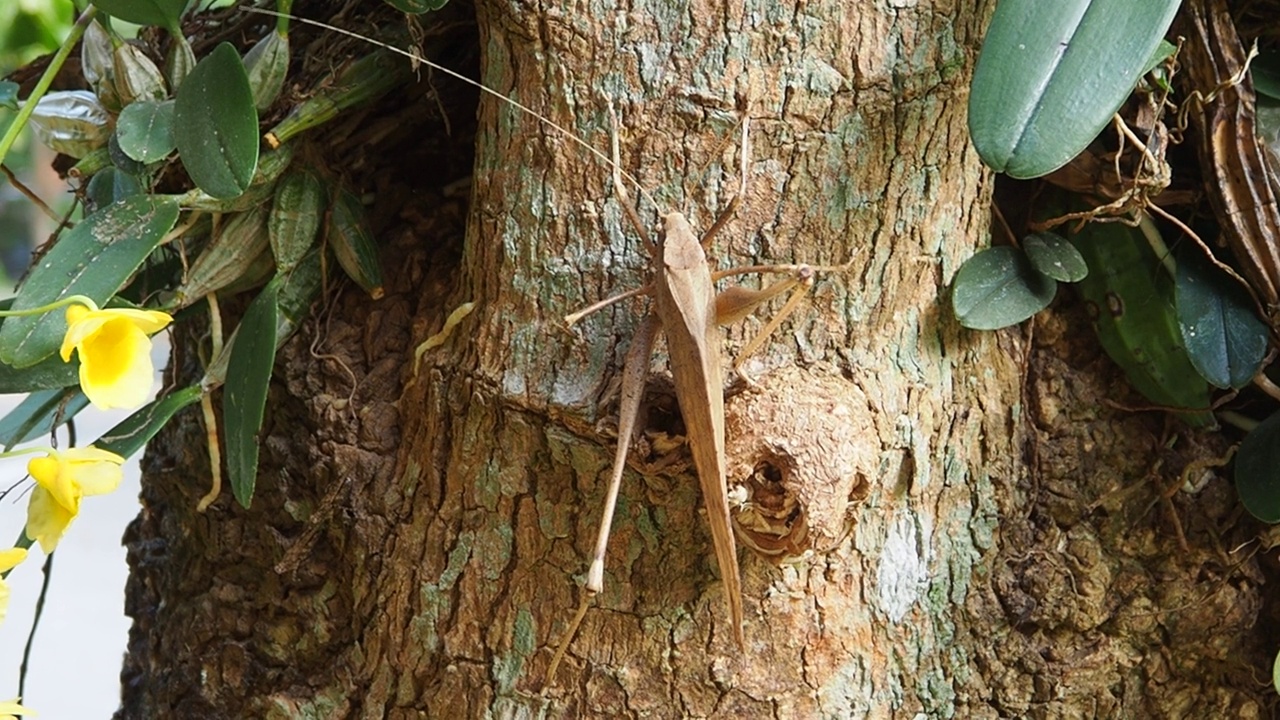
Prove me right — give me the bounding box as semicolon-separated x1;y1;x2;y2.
115;0;1274;718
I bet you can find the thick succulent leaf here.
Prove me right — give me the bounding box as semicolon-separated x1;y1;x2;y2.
174;43;259;199
1023;231;1087;282
968;0;1181;178
1175;256;1269;389
1237;410;1280;523
1068;215;1214;426
952;246;1056;330
225;278;281;508
116;99;176;163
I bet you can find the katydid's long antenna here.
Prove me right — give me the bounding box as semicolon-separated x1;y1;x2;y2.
243;7;660;211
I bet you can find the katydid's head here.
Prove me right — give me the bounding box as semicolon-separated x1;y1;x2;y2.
660;212;706;269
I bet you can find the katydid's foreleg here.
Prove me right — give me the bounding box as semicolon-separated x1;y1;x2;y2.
700;115;751;249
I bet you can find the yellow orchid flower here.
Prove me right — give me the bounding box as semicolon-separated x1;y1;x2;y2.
0;547;28;628
24;447;125;553
0;697;35;719
60;303;172;410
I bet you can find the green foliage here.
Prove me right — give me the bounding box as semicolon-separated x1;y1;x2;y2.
1067;216;1214;427
116;99;176;163
951;245;1056;330
88;0;185;32
1251;48;1280;102
1023;231;1087;282
0;388;88;450
328;188;385;298
0;81;17;111
1236;411;1280;523
224;279;281;508
174;43;259;199
96;385;203;458
85;166;144;208
1174;256;1268;390
268;168;325;272
968;0;1181;178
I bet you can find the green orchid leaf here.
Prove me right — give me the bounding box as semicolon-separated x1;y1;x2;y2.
96;384;203;459
0;81;17;111
382;0;448;12
1175;256;1269;389
1142;39;1177;78
225;278;281;508
174;43;259;199
202;249;321;388
0;388;89;450
968;0;1181;178
952;246;1057;330
0;194;179;368
1068;214;1214;426
0;351;79;393
1237;410;1280;523
86;166;144;209
116;99;176;164
1252;48;1280;102
1023;231;1087;282
88;0;185;31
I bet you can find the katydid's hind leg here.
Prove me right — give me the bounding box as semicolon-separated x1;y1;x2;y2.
545;312;660;689
715;265;815;387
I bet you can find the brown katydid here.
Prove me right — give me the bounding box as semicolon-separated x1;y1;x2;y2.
242;6;838;680
546;106;836;682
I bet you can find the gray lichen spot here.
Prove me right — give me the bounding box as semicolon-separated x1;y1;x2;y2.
877;511;930;623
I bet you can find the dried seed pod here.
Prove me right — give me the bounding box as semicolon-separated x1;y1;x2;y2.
81;21;119;109
264;50;411;148
243;30;289;112
165;35;196;90
327;189;384;299
268;168;325;272
113;42;168;105
178;204;270;305
81;22;110;86
27;90;113;158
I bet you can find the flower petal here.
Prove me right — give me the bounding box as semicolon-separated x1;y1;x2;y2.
76;318;156;410
0;548;27;574
106;307;173;334
0;579;10;628
27;456;78;513
60;307;108;363
67;457;124;496
0;697;35;717
26;486;75;554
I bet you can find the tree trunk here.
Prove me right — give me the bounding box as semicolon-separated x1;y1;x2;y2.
117;1;1273;718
